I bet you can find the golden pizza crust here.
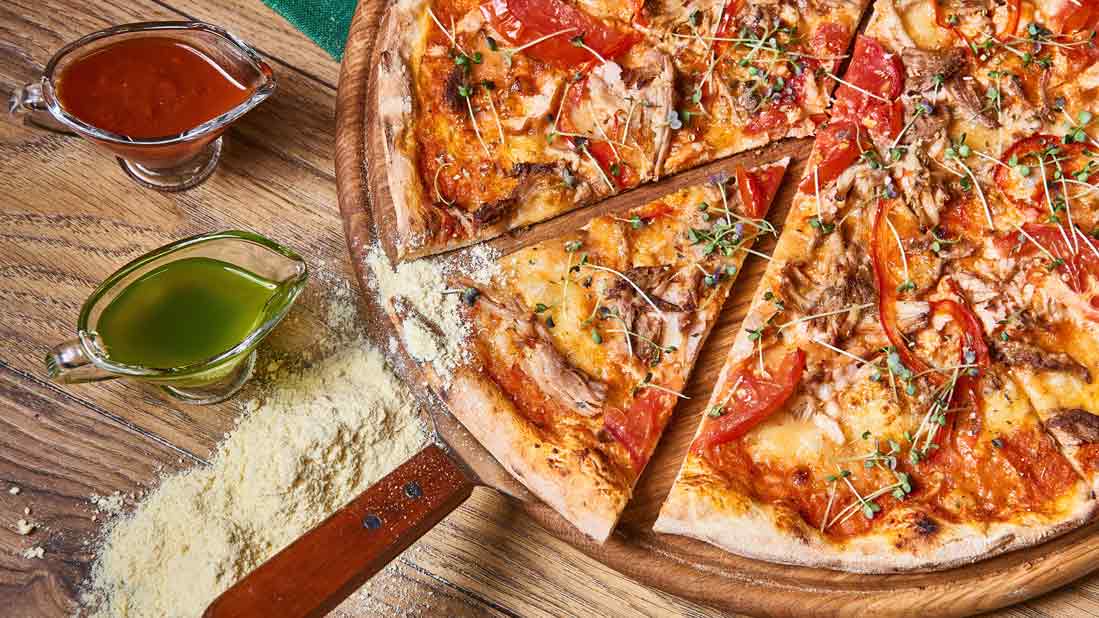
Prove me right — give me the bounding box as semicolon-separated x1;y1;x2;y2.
655;473;1097;573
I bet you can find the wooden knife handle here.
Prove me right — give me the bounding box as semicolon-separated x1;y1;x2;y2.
203;444;474;618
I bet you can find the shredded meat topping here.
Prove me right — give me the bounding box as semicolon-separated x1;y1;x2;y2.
990;340;1092;383
468;285;609;416
1047;409;1099;447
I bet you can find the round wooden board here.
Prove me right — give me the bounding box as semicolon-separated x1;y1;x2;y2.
333;0;1099;615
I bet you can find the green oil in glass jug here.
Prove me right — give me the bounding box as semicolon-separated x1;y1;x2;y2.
47;231;308;404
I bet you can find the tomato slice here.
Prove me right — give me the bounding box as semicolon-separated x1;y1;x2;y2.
1050;0;1099;34
797;120;865;193
604;388;671;472
556;71;637;190
736;163;785;219
587;140;637;189
810;22;851;73
995;135;1097;210
712;0;743;55
832;36;904;138
997;0;1022;39
692;349;806;451
481;0;638;67
871;199;991;453
926;297;990;453
1017;223;1099;295
870;199;931;375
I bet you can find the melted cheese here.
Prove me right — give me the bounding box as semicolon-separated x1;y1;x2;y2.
981;372;1042;435
746;414;833;465
1014;370;1099;416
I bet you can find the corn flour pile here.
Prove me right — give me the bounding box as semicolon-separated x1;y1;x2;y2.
82;344;425;617
365;244;498;387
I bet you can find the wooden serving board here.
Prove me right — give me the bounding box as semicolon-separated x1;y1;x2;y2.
333;1;1099;615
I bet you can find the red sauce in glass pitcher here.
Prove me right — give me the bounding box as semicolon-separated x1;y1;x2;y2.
56;37;253;139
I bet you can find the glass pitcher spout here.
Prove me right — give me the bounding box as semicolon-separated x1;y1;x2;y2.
46;338;117;383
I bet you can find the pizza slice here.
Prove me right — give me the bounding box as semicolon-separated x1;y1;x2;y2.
655;5;1099;569
375;0;873;260
654;151;1095;572
388;159;788;541
377;0;679;260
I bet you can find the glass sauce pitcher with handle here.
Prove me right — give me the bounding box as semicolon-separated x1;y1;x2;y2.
46;231;308;404
9;22;276;192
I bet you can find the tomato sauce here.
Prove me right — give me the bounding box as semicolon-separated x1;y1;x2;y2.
56;37;253;139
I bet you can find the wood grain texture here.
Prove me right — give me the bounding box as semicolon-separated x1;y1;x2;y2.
0;0;1094;616
339;0;1099;616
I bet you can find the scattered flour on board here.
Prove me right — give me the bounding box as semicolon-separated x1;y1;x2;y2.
80;343;426;618
365;243;499;386
22;546;44;560
14;519;35;535
89;492;125;516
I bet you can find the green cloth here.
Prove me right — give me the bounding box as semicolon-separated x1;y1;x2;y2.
262;0;357;60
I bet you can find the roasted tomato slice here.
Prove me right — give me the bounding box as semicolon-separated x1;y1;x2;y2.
810;22;851;73
692;349;806;451
995;134;1097;210
798;120;865;193
1017;223;1099;294
832;36;905;138
736;163;785;219
604;388;671;472
871;199;991;452
925;298;990;453
556;71;637;190
997;0;1022;39
712;0;742;54
1050;0;1099;34
870;199;931;375
481;0;638;68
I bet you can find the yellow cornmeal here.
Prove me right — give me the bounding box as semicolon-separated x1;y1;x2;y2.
82;344;426;617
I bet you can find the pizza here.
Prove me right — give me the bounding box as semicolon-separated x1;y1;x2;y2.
388;160;788;541
655;0;1099;571
375;0;867;259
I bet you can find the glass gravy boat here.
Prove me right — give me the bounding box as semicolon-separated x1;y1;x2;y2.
9;22;276;192
46;231;308;404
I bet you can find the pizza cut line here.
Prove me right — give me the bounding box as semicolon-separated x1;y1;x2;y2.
656;0;1099;572
385;159;789;541
375;0;869;259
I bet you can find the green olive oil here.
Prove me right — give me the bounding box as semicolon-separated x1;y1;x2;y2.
95;256;280;368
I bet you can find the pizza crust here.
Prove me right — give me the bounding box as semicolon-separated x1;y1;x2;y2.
654;477;1098;573
446;367;627;542
375;0;436;261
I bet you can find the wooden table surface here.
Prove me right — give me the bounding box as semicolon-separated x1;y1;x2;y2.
1;1;1098;616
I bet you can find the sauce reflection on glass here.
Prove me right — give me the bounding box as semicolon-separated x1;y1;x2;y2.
56;36;254;139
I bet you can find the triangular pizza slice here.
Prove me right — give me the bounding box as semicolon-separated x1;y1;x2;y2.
390;158;788;541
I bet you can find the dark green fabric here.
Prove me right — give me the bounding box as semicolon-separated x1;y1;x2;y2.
262;0;357;60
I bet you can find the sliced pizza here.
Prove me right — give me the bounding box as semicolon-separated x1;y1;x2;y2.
387;159;788;541
375;0;869;260
656;0;1099;571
